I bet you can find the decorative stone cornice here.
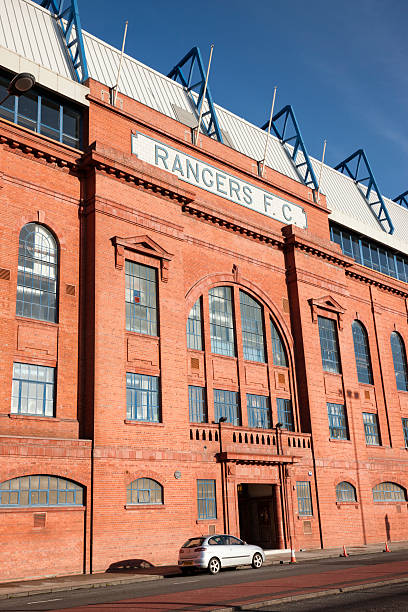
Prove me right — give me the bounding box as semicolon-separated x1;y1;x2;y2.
346;268;408;297
0;118;79;170
182;202;282;247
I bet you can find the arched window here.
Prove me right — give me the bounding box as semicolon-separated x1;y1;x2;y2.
336;481;357;503
187;299;203;350
373;482;406;502
127;478;163;505
16;223;58;322
390;332;408;392
0;475;83;506
240;291;265;362
270;319;287;367
352;321;373;385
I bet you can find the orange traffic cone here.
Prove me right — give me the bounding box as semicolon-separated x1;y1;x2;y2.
384;541;391;552
290;549;297;563
341;544;349;557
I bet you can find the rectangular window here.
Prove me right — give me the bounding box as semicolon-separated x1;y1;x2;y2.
277;398;295;431
126;373;160;422
209;286;235;357
189;386;207;423
296;481;313;516
327;402;349;440
214;389;240;425
247;394;271;429
11;363;55;417
197;479;216;519
187;299;203;350
0;74;82;148
363;412;380;446
125;261;157;336
318;316;341;374
240;291;265;362
330;224;408;284
402;418;408;448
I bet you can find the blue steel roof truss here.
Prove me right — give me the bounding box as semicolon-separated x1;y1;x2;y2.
335;149;394;235
168;47;223;143
261;105;319;192
39;0;88;83
393;191;408;209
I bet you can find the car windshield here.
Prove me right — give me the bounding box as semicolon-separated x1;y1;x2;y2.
182;537;206;548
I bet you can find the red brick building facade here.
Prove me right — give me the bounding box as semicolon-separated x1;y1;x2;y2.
1;0;408;582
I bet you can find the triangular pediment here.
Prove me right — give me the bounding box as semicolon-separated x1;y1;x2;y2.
310;295;345;314
113;235;173;261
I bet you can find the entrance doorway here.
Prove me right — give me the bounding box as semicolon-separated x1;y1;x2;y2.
237;483;281;549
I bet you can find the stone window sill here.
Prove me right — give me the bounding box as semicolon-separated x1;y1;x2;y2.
124;420;164;426
125;504;166;510
0;505;85;513
9;414;57;421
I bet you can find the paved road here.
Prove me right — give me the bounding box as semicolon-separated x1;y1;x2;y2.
2;551;408;611
259;582;408;611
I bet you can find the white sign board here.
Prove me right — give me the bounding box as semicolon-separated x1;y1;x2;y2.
131;132;307;229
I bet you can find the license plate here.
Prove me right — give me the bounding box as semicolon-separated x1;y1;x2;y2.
182;561;193;566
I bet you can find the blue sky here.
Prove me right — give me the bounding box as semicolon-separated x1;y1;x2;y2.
78;0;407;199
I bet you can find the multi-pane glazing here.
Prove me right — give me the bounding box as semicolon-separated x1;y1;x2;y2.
327;402;349;440
197;479;216;519
17;223;58;322
0;75;81;148
372;482;405;502
209;286;235;356
331;224;408;284
336;482;356;502
296;481;312;515
189;385;207;423
277;398;294;431
363;412;380;445
187;299;203;350
126;373;160;422
127;478;163;504
240;291;265;362
247;394;271;429
390;332;408;392
270;319;288;366
125;261;157;336
11;363;55;417
352;321;373;385
402;418;408;448
318;316;341;374
214;389;240;425
0;475;82;506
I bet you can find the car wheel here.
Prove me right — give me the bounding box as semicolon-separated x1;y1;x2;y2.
252;552;263;569
208;557;221;575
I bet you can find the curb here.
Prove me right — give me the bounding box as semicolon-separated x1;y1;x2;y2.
0;574;163;600
212;576;408;611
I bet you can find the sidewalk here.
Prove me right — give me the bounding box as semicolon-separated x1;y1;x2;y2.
1;541;407;601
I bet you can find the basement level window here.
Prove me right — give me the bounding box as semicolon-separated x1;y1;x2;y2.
0;73;82;149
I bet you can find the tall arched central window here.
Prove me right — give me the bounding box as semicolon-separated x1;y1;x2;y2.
390;332;408;392
352;321;373;385
16;223;58;322
240;291;265;362
209;286;235;356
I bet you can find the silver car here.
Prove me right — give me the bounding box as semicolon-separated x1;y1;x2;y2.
178;534;265;575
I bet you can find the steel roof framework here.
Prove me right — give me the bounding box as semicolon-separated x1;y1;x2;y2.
335;149;394;235
38;0;88;83
261;105;319;192
168;47;223;143
393;191;408;209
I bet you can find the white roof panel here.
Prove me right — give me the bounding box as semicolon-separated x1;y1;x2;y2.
1;0;408;257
